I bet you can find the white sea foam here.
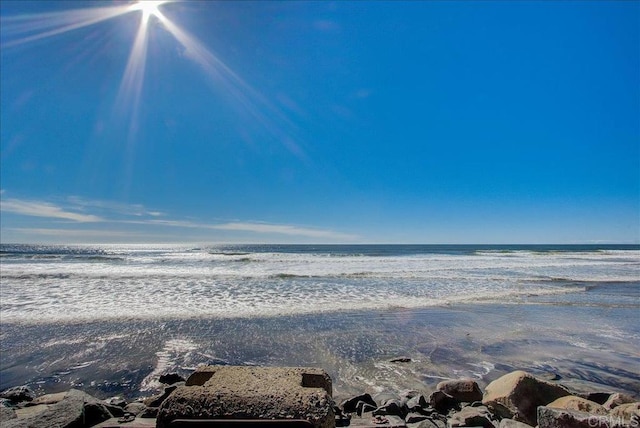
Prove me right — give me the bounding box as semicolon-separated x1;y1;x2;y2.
1;246;638;323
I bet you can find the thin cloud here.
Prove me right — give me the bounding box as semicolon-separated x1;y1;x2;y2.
1;198;102;222
212;222;358;240
2;194;357;241
66;196;165;217
135;219;357;240
6;228;146;238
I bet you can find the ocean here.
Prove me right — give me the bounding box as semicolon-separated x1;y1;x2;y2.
1;244;639;399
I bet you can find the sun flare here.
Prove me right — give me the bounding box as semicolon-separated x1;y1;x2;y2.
129;1;168;20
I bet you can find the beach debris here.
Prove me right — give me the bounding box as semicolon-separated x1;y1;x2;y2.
390;357;412;363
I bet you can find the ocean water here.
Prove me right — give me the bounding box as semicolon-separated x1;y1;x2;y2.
1;244;639;399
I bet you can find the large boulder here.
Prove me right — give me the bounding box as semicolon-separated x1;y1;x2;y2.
538;406;627;428
1;389;112;428
610;402;640;423
157;366;334;428
482;371;570;426
604;394;636;411
547;396;608;415
437;379;483;403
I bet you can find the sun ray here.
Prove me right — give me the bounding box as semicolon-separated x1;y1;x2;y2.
1;0;306;160
1;5;132;48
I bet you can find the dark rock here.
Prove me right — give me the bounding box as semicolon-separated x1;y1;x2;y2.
406;412;430;423
0;386;36;403
429;390;460;414
538;405;628;428
449;405;495;428
341;393;377;413
406;394;429;410
373;398;407;418
1;389;112;428
499;418;535;428
482;370;570;426
374;392;401;406
159;373;185;385
140;406;159;418
143;382;183;408
84;401;114;424
390;357;412;363
356;401;376;416
104;403;125;417
581;392;613;405
437;379;483;403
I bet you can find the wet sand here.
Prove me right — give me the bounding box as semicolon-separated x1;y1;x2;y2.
1;299;639;401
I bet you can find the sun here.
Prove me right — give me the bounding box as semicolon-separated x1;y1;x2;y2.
129;1;169;20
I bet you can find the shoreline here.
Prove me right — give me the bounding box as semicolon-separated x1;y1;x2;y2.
1;301;639;401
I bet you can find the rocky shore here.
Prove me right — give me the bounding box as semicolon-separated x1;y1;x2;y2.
0;368;638;428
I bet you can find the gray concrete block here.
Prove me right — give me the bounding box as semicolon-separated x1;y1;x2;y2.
157;366;335;428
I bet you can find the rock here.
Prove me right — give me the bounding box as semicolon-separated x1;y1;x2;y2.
1;389;112;428
341;393;376;413
159;373;185;385
603;394;636;410
548;396;608;415
610;402;640;422
104;395;127;407
371;414;405;426
0;406;17;422
373;398;407;418
374;392;401;406
449;405;495;428
538;405;627;428
124;401;148;415
582;392;615;405
356;401;377;416
499;418;534;428
143;382;183;407
406;394;431;413
0;386;36;403
482;370;570;426
140;406;159;418
429;390;460;414
406;412;430;423
390;357;412;363
28;392;66;406
408;419;446;428
156;366;334;428
437;379;483;403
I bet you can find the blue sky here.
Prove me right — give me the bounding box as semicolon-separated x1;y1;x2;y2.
1;0;638;244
